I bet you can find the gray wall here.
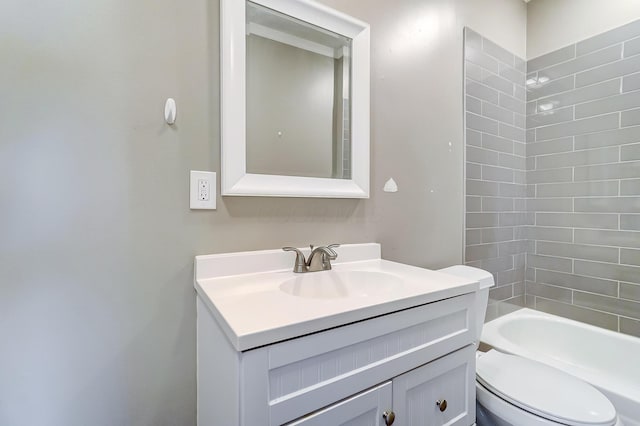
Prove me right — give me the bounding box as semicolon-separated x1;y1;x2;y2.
0;0;525;425
463;29;529;321
525;21;640;337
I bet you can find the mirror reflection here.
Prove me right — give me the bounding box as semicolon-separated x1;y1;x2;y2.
246;1;352;179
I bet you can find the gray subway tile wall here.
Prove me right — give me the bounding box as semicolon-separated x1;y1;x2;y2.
621;280;640;299
525;21;640;337
527;44;576;72
576;20;640;56
466;24;640;337
464;28;527;320
623;72;640;92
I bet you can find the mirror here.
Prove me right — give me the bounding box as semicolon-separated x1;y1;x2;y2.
246;2;352;180
220;0;370;198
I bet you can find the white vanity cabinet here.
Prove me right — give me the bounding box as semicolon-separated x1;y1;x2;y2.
197;292;476;426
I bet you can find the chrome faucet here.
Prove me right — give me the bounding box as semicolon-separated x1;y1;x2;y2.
282;247;308;273
282;244;340;273
307;244;339;272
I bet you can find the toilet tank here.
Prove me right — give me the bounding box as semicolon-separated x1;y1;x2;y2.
438;265;495;344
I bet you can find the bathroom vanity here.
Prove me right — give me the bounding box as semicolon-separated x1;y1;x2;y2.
195;244;480;425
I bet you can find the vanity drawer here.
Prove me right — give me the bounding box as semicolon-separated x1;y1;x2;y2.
240;292;475;425
284;382;392;426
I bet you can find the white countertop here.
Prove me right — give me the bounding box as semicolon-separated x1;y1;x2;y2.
194;243;479;351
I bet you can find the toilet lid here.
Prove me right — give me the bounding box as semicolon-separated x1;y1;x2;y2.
477;350;617;426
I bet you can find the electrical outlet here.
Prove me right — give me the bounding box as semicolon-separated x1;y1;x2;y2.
198;179;210;201
190;171;216;209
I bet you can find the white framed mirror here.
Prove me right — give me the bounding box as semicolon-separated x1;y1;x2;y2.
220;0;370;198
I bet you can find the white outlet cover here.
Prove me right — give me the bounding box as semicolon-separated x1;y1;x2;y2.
190;171;216;209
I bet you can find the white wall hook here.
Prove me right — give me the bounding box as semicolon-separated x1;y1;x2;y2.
165;98;177;125
383;178;398;192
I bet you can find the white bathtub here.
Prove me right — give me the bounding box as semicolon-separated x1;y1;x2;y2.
481;308;640;426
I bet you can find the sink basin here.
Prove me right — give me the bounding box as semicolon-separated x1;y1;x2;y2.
279;270;403;299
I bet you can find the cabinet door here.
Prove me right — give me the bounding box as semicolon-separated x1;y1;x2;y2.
286;382;392;426
392;345;475;426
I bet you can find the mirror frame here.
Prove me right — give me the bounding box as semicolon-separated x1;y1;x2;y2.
220;0;370;198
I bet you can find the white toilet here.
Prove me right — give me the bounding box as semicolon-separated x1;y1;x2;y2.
439;265;622;426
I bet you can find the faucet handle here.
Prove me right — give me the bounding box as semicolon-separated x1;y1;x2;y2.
323;244;340;258
282;247;307;273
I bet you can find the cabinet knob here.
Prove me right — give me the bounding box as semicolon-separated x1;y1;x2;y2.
436;399;448;412
382;410;395;425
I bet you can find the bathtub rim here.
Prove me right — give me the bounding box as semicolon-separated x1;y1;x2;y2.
481;308;639;426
